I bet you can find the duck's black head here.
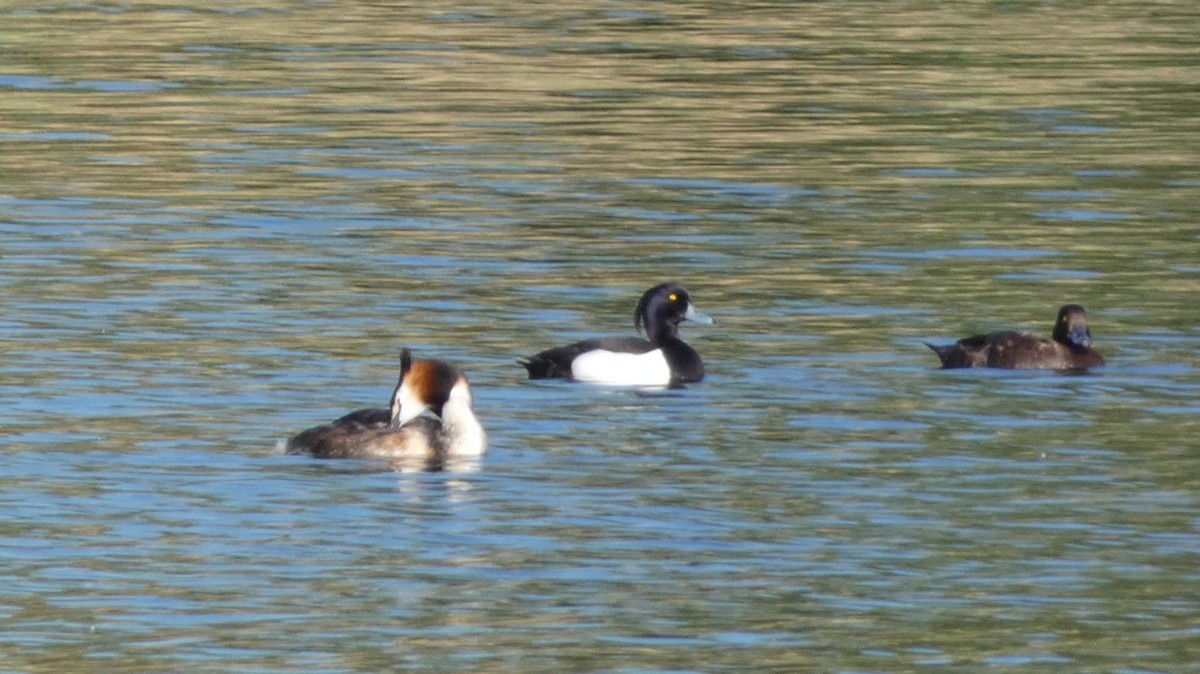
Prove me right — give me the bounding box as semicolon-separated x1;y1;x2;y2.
1051;304;1094;350
633;282;713;341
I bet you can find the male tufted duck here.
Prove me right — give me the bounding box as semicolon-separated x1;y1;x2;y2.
519;282;713;387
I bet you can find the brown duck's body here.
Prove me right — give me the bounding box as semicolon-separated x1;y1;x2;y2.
284;351;485;467
926;304;1105;370
927;330;1105;369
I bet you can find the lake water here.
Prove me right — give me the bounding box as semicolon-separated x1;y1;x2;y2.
2;1;1199;672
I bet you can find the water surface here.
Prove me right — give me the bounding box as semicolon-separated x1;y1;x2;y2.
2;1;1199;672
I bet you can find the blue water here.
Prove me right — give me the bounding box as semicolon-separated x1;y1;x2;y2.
3;1;1200;672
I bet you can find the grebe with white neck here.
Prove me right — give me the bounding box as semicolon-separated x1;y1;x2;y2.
284;350;485;468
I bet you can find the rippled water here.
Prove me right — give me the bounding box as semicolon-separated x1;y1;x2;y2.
3;1;1199;672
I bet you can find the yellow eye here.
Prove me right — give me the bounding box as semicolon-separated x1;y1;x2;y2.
668;293;678;302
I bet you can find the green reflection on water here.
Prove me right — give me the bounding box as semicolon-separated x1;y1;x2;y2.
1;0;1198;672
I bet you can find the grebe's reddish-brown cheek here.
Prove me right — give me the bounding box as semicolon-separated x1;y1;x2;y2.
395;363;465;426
393;379;432;427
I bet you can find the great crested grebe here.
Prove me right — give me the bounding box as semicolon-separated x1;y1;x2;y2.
285;349;485;466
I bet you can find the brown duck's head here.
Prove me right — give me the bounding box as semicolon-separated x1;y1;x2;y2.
1052;304;1094;350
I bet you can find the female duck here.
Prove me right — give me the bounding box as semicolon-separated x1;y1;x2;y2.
284;350;485;465
519;282;712;387
926;304;1105;370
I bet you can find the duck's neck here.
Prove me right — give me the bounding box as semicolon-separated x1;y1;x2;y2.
645;319;703;383
646;318;680;345
439;396;486;458
658;335;704;384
